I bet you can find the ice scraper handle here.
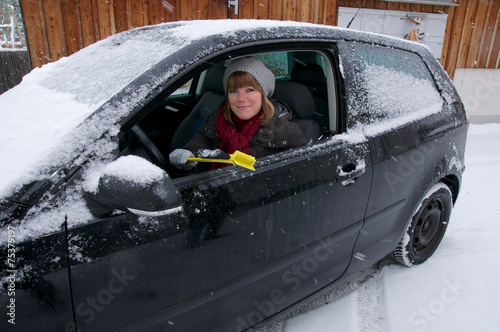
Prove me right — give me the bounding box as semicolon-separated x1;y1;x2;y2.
188;150;256;171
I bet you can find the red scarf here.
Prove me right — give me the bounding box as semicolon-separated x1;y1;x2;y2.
210;104;262;170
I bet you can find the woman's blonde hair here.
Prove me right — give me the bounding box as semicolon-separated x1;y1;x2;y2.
225;71;274;126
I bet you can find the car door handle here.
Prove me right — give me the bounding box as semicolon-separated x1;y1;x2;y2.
336;163;365;185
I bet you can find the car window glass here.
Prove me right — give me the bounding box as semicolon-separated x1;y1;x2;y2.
355;44;432;81
255;52;289;78
352;43;443;127
171;79;193;95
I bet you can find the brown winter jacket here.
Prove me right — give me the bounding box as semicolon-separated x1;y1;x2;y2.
184;100;306;159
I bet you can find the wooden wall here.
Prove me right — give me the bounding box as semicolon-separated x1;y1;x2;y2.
442;0;500;79
19;0;500;80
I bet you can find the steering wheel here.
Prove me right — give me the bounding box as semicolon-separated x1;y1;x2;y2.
130;125;169;170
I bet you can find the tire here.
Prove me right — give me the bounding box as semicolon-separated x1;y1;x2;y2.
393;182;452;267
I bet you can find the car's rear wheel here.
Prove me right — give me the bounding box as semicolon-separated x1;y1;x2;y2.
393;182;452;267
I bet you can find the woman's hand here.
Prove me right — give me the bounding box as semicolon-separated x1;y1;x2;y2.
169;149;197;170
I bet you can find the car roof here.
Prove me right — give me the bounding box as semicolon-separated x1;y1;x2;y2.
0;19;428;200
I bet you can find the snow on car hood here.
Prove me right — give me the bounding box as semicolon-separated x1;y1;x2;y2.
0;19;334;200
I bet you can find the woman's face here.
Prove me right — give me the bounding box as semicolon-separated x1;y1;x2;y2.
228;86;263;120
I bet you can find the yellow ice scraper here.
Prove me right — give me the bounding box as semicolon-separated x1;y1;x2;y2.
188;150;256;171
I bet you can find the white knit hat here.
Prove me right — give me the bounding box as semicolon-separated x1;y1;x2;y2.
223;57;275;98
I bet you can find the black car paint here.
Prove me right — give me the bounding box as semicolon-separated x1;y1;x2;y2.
0;24;467;332
67;134;372;331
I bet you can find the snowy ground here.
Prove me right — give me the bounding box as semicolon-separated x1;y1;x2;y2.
269;123;500;332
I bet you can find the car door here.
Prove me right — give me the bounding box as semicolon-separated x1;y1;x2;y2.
68;47;372;332
0;209;73;331
337;41;465;274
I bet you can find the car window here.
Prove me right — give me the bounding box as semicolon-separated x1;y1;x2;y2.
349;43;443;128
355;44;433;81
171;79;193;95
255;52;289;78
120;48;337;177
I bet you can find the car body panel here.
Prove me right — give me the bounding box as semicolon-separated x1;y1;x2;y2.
0;229;74;330
69;136;372;331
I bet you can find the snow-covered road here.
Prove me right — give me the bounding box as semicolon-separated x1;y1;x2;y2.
267;123;500;332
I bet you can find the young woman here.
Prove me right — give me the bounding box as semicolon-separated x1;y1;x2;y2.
170;57;306;171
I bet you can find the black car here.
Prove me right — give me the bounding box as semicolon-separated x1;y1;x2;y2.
0;20;467;331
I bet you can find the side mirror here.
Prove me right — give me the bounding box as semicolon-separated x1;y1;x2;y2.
96;156;182;216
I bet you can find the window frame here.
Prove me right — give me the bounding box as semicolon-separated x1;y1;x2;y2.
337;41;444;129
120;42;344;176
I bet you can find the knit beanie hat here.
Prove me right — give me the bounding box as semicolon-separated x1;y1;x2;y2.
223;57;275;98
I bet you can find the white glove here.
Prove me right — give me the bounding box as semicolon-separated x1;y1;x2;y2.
169;149;197;170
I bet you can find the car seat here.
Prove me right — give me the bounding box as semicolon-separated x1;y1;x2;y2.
290;63;329;135
273;80;320;143
170;64;226;151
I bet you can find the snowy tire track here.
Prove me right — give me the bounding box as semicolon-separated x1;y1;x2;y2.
259;260;391;332
355;263;386;332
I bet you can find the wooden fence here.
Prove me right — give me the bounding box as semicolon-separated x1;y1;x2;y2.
17;0;500;80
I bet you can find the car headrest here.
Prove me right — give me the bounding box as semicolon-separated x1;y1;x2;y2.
291;63;326;87
272;80;315;119
205;63;226;93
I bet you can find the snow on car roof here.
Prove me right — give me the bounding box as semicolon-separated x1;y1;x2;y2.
0;19;425;201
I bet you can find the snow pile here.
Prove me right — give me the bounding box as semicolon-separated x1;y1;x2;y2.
5;190;93;247
0;69;93;197
101;155;166;185
82;155;168;196
169;19;317;42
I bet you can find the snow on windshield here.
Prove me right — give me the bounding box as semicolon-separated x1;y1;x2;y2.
0;26;178;199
